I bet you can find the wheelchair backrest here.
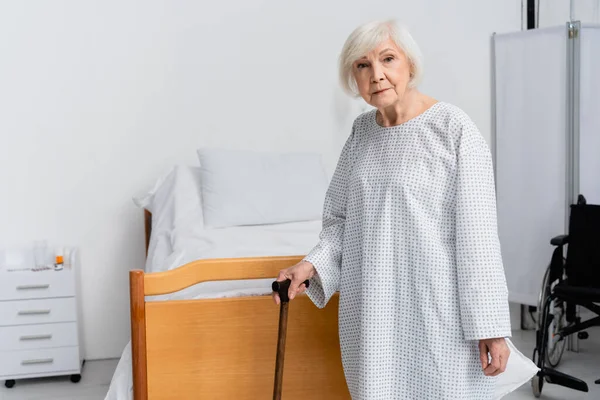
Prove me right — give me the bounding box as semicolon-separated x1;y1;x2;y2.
565;199;600;288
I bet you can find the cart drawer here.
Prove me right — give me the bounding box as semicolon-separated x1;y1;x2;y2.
0;346;79;377
0;270;75;301
0;298;76;327
0;322;78;351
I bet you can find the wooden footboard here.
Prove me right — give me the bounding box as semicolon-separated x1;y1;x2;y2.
130;256;350;400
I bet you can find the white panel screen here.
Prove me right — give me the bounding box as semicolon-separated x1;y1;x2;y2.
493;26;568;306
579;25;600;204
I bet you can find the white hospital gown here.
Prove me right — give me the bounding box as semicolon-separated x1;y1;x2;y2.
304;102;512;400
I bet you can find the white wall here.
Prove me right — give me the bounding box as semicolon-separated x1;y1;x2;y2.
537;0;600;27
0;1;521;359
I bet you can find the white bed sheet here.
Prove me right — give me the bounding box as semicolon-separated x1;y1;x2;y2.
146;218;323;300
150;219;322;272
105;219;323;400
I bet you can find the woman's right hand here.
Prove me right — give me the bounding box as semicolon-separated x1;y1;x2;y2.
272;260;316;305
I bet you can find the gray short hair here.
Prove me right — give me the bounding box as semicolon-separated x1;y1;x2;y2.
338;20;424;96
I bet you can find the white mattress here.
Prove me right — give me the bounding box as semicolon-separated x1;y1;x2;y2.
105;219;323;400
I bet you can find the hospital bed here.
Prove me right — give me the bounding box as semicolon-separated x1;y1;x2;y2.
129;219;349;400
104;162;351;399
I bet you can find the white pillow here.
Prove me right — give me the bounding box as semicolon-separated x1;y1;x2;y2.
197;148;329;228
133;165;204;227
132;165;204;270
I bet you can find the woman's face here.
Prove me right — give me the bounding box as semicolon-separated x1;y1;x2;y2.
352;38;413;109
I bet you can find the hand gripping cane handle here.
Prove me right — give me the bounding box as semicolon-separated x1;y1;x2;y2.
271;278;310;400
272;279;310;303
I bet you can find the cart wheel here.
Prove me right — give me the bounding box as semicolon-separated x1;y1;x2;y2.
4;380;15;388
532;375;543;398
70;374;81;383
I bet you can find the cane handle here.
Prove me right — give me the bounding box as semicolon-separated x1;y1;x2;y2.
272;279;310;303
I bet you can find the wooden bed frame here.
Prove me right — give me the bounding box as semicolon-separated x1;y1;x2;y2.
130;211;350;399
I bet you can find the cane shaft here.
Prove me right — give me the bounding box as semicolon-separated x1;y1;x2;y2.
273;302;289;400
271;278;309;399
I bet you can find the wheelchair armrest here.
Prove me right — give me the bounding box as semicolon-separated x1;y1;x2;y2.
551;234;569;246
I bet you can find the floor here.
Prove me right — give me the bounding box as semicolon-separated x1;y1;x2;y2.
0;358;118;400
0;329;598;400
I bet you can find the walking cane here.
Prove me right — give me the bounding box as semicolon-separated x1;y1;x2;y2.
271;278;310;400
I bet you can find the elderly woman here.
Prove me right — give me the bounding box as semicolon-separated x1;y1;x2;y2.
273;19;511;399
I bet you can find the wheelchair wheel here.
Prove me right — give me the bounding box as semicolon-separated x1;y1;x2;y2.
536;260;567;368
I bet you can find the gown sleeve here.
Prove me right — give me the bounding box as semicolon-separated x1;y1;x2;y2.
455;118;512;341
303;126;355;309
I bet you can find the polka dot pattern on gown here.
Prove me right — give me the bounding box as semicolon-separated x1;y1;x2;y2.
304;102;512;400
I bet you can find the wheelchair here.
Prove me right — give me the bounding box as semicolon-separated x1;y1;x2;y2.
531;194;600;397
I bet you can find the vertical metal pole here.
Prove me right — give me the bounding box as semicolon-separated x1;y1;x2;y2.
573;21;581;204
566;21;574;217
565;20;582;352
565;21;581;224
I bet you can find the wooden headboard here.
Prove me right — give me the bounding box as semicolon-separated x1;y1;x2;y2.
144;209;152;257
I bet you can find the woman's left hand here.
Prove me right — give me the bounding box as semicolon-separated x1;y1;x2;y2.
479;337;510;376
